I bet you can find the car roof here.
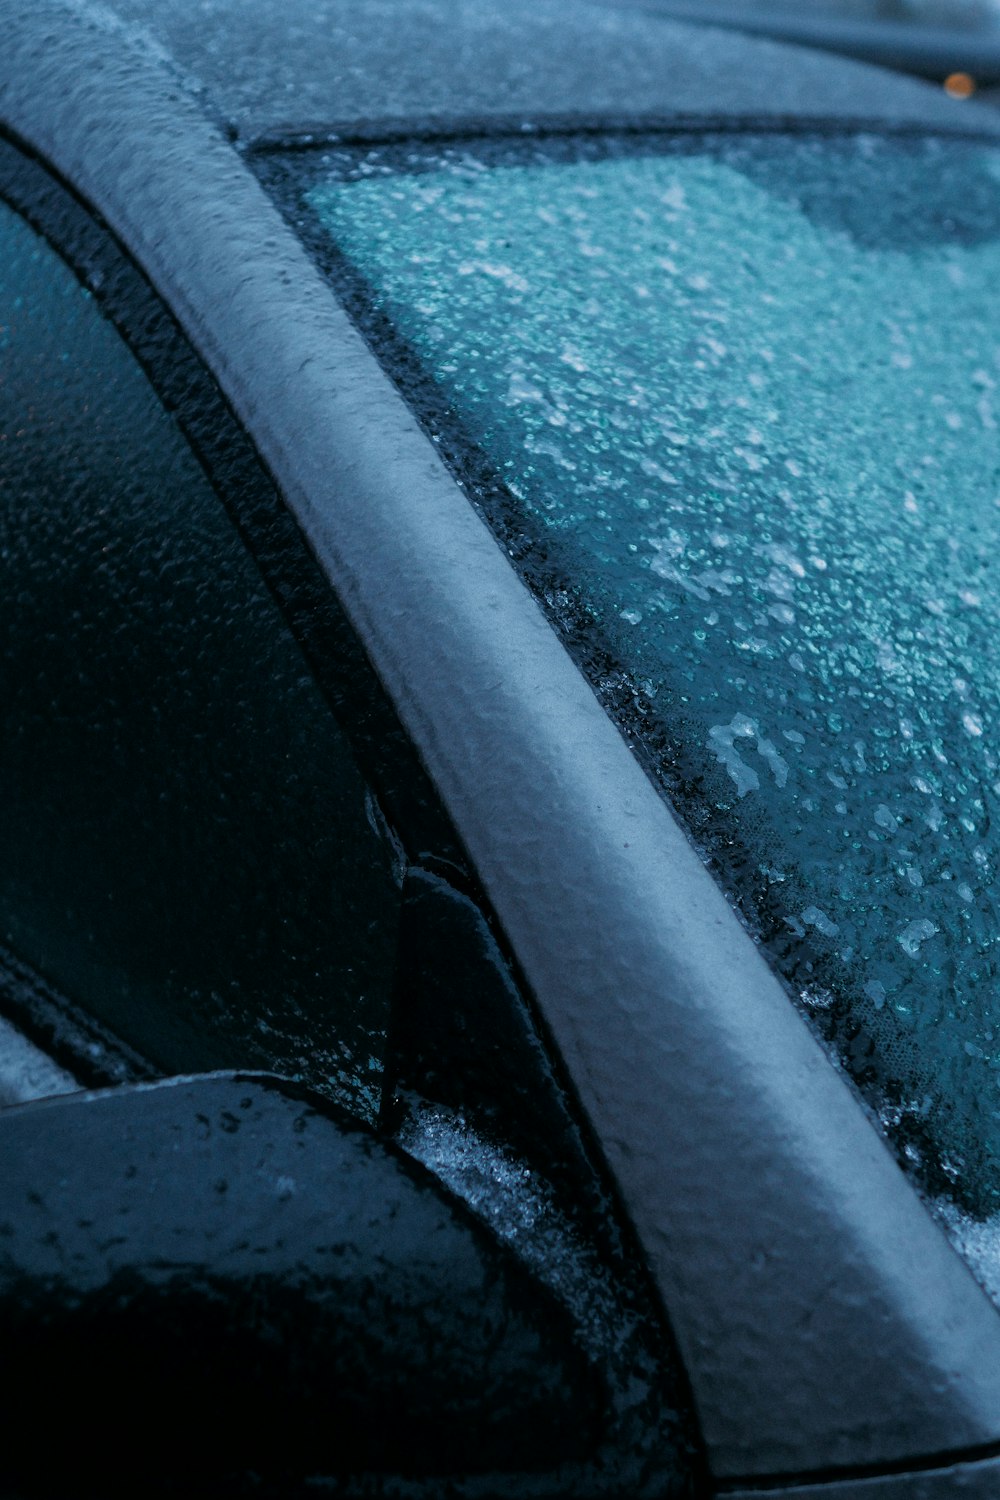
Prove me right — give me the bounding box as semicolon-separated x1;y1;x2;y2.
98;0;990;141
610;0;1000;87
5;2;1000;1492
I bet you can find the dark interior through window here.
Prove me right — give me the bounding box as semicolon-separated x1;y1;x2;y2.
0;193;403;1118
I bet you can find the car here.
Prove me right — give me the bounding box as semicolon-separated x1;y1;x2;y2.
607;0;1000;95
2;2;1000;1496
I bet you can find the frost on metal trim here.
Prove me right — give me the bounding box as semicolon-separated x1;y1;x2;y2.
309;133;1000;1236
0;1015;78;1108
398;1099;663;1388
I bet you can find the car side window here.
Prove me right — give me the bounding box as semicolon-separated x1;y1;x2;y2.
0;195;401;1118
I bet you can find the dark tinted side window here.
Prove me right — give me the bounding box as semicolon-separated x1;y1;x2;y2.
0;197;400;1117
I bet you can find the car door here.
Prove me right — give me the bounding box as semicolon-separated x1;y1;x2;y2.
0;114;704;1500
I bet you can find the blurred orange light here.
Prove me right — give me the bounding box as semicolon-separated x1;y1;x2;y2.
944;72;976;99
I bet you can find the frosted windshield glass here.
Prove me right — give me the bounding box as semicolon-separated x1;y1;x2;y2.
306;134;1000;1242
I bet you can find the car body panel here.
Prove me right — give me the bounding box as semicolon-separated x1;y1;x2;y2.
727;1450;1000;1498
3;0;1000;1486
606;1;1000;87
102;0;988;141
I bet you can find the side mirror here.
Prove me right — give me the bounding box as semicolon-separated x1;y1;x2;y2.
0;1074;600;1492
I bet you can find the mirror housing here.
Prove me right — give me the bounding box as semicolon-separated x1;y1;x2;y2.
0;1074;601;1491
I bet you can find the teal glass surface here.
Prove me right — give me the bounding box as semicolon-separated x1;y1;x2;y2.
308;134;1000;1220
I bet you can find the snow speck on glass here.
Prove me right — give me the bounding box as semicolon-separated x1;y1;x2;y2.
303;132;1000;1262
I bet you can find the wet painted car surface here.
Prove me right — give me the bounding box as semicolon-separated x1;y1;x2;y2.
4;2;1000;1497
607;0;1000;90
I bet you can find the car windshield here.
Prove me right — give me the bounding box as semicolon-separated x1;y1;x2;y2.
267;130;1000;1287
